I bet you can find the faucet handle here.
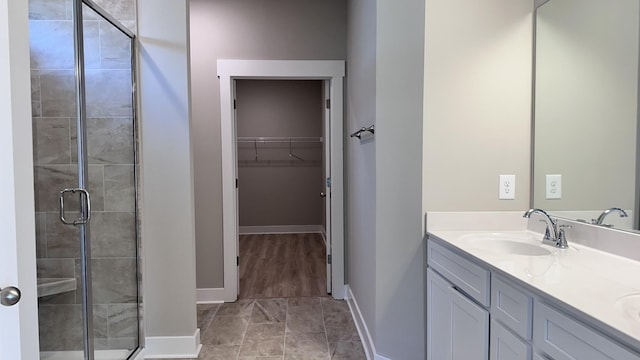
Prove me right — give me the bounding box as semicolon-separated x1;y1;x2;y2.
557;224;571;249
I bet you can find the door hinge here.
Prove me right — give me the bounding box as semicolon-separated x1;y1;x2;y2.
326;99;331;109
327;254;332;265
237;256;239;266
236;178;238;189
234;99;237;109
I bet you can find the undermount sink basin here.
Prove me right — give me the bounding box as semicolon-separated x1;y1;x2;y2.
616;293;640;322
461;233;553;256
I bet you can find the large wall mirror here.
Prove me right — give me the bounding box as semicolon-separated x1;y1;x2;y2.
533;0;640;230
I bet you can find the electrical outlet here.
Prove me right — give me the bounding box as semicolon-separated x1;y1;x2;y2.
499;175;516;200
546;174;562;199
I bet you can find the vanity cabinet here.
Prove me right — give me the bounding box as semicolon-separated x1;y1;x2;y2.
427;268;489;360
427;235;640;360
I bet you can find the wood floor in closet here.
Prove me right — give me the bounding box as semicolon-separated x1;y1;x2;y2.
239;233;327;299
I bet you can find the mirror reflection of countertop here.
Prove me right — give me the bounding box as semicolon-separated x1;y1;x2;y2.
428;228;640;350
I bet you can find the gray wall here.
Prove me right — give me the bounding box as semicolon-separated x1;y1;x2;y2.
189;0;346;288
236;80;324;227
346;0;425;358
346;0;377;345
374;1;425;358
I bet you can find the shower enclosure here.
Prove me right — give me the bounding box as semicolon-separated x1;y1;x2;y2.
30;0;140;359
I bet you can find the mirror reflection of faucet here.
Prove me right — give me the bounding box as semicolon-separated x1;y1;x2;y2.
591;207;628;227
523;208;570;249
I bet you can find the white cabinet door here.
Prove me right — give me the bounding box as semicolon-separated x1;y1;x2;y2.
491;320;531;360
0;0;39;359
428;268;489;360
534;301;640;360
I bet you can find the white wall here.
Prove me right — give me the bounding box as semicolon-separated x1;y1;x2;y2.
137;0;198;348
534;0;638;212
423;0;533;213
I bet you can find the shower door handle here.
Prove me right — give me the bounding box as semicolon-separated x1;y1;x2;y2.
59;188;92;225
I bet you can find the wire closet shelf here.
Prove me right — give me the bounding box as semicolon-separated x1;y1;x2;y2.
236;136;323;167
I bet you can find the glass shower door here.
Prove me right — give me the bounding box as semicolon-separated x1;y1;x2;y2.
30;0;139;359
82;2;140;358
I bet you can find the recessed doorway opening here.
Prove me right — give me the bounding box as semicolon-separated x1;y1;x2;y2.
218;60;345;302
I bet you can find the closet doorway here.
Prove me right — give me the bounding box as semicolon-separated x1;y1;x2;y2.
218;60;345;302
236;80;326;298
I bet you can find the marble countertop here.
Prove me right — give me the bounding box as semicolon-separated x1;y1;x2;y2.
428;228;640;350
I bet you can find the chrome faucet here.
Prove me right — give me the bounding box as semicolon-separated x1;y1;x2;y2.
523;208;569;248
592;207;628;226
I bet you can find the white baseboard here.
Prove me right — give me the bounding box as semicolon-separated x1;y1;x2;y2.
345;285;393;360
144;329;202;359
196;288;226;304
239;225;323;234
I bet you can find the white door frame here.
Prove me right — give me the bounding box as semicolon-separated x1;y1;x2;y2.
0;0;40;358
218;59;345;301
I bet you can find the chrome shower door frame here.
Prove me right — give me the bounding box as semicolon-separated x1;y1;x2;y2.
70;1;139;359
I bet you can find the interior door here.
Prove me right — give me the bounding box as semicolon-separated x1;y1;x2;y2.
323;80;332;294
0;0;40;358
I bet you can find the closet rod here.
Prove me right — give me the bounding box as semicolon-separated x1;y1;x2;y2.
237;136;323;143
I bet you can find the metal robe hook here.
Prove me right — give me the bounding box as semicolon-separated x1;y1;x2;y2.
350;124;375;139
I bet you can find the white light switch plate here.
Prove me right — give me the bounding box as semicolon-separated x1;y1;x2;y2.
546;174;562;199
499;175;515;200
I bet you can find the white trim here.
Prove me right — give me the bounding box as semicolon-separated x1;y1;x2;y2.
345;285;393;360
196;288;226;304
218;59;346;302
144;329;202;359
345;285;376;360
239;225;323;235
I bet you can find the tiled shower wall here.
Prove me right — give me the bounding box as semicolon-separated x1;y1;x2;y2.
29;0;139;352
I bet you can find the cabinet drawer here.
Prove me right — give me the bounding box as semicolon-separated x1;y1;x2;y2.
492;275;533;340
491;319;531;360
428;239;490;306
533;301;639;360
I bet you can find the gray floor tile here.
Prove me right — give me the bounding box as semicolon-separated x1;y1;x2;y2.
187;296;365;360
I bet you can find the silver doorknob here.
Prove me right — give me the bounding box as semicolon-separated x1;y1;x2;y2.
320;192;326;198
1;286;21;306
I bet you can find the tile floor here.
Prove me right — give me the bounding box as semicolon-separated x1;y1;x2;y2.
151;297;366;360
